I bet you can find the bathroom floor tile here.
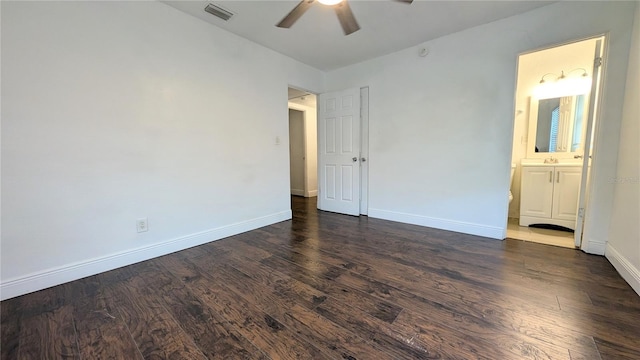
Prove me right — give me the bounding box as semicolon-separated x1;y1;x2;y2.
506;218;575;249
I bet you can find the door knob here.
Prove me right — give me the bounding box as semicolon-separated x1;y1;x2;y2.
361;157;366;162
352;157;358;162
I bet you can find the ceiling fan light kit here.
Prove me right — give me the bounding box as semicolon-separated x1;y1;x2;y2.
318;0;344;5
277;0;413;36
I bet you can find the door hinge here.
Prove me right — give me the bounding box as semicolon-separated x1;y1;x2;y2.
594;57;603;68
578;207;585;218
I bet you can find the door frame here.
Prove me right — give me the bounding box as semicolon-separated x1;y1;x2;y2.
506;34;608;250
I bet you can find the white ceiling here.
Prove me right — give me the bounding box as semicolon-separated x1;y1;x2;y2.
164;0;554;71
288;87;312;99
288;87;317;106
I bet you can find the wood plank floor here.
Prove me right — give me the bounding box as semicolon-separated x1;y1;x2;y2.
2;196;639;359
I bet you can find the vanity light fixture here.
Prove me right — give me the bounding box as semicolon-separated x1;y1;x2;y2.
538;68;588;84
534;68;591;99
538;72;562;84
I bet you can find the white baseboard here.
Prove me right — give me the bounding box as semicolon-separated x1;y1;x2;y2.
305;190;318;197
0;210;292;301
582;238;607;255
291;189;305;196
606;243;640;296
368;208;504;240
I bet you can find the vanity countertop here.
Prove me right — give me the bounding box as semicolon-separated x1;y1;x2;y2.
521;159;584;167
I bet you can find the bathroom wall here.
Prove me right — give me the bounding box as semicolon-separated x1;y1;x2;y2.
509;38;598;218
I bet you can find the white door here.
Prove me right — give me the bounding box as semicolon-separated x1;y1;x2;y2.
575;39;604;247
318;88;361;216
552;167;582;221
520;166;554;219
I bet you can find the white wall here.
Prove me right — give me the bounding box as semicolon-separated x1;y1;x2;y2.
2;1;637;300
324;1;635;241
0;1;323;300
288;109;305;195
606;3;640;296
509;39;598;218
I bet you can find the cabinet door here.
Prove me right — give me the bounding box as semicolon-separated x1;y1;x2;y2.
552;167;581;221
520;166;554;219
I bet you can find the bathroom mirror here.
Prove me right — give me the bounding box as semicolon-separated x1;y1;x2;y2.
527;94;589;158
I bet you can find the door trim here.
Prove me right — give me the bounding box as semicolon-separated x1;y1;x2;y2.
360;87;370;215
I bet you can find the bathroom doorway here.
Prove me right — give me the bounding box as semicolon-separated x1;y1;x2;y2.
507;36;605;249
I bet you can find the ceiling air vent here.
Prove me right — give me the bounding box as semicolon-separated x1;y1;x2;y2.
204;3;234;21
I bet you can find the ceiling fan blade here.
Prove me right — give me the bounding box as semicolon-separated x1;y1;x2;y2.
277;0;316;28
334;1;360;35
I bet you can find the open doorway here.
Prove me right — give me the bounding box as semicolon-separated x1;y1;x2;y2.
287;86;370;217
287;87;318;209
507;36;605;249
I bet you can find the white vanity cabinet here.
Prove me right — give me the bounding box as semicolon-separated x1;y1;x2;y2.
519;164;581;230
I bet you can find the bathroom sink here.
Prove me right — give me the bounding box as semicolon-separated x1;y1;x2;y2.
521;158;583;166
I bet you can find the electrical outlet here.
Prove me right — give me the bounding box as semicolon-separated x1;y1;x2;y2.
137;218;148;233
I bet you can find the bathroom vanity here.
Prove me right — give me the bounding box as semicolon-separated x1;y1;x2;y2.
519;161;582;230
517;94;591;230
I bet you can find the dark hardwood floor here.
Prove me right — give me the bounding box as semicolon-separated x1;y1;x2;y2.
2;196;640;359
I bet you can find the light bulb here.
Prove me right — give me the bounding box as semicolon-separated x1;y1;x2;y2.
318;0;343;5
533;76;592;99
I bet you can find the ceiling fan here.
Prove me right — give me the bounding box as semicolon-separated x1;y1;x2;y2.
276;0;413;36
